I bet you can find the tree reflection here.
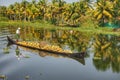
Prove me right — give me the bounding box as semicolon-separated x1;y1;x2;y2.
19;27;90;53
8;27;90;65
3;46;10;54
36;29;90;53
7;26;120;72
93;34;120;73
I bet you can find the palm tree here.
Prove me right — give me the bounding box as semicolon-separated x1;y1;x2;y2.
7;4;15;20
56;0;66;24
63;0;92;26
0;6;7;17
73;1;91;25
48;0;58;24
37;0;48;20
30;3;39;21
112;0;120;26
64;2;76;25
21;0;29;21
93;0;114;26
13;2;21;20
25;3;32;21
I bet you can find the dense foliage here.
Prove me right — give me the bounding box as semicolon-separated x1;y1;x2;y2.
0;0;120;27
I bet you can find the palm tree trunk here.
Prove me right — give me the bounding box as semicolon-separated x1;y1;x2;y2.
19;13;21;20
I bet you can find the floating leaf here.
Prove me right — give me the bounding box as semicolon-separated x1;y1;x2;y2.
0;75;6;79
25;75;30;80
3;47;9;54
24;55;30;58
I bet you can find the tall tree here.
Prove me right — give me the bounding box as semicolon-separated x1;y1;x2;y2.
0;6;7;16
112;0;120;26
21;0;29;21
93;0;114;26
37;0;48;20
7;4;15;20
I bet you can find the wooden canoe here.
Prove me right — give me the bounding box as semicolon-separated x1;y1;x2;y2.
7;36;86;58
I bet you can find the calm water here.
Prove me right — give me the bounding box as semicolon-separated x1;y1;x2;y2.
0;26;120;80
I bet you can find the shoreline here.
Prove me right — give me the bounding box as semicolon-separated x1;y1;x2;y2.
0;21;120;36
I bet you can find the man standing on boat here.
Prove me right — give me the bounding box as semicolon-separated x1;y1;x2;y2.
16;27;21;42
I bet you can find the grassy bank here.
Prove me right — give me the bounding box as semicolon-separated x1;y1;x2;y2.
0;21;120;36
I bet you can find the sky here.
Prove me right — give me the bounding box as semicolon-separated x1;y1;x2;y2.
0;0;79;6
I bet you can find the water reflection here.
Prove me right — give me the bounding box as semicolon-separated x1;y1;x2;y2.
3;46;9;54
20;27;90;53
15;46;23;60
0;75;7;80
93;34;120;73
1;26;120;80
13;44;85;65
38;51;85;65
6;26;120;72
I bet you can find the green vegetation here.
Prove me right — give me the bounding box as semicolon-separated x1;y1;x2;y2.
0;20;120;36
0;0;120;35
0;0;120;27
93;34;120;72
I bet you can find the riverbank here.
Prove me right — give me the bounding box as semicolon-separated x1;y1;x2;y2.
0;21;120;36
